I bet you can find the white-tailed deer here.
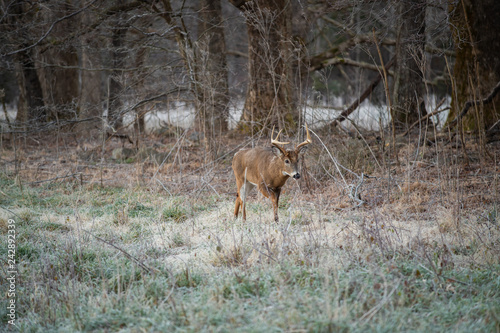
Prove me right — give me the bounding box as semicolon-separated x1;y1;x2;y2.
232;124;312;222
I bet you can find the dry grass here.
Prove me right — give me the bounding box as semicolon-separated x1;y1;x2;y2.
0;132;499;331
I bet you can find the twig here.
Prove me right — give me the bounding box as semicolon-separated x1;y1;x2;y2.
309;128;366;207
28;173;82;185
310;56;395;74
373;30;394;154
152;128;189;179
1;116;102;135
487;118;500;133
401;97;448;136
360;279;400;324
5;0;99;56
446;80;500;129
442;275;470;286
155;178;173;196
202;175;220;198
329;56;395;128
83;230;160;275
342;117;383;171
0;206;25;221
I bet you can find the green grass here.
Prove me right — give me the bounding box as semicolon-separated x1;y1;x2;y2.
0;173;499;332
162;204;188;223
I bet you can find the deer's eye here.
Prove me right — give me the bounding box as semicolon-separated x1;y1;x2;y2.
285;159;290;164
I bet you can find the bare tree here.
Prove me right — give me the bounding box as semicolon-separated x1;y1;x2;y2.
107;10;129;131
37;2;80;123
3;1;46;127
391;0;427;131
0;0;469;148
14;49;46;127
78;6;103;129
230;0;298;133
447;0;500;133
196;0;230;158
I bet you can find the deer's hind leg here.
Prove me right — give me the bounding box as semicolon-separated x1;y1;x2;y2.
234;194;242;219
236;181;255;221
234;177;244;219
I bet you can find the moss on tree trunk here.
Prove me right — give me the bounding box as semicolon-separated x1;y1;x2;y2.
448;0;500;131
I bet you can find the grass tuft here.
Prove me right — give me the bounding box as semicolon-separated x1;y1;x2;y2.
161;205;188;223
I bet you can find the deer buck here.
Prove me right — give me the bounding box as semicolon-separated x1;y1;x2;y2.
232;124;312;222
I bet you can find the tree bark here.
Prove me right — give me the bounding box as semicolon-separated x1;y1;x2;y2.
15;50;46;126
78;7;103;127
230;0;297;133
133;46;148;136
197;0;230;158
36;2;80;122
7;2;46;126
391;0;427;131
108;12;128;130
37;48;80;121
447;0;500;131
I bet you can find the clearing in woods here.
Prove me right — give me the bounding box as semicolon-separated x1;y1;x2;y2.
0;132;499;331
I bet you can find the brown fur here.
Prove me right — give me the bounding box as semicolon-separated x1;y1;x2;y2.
232;146;305;222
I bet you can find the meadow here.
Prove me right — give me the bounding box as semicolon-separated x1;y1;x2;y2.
1;131;499;332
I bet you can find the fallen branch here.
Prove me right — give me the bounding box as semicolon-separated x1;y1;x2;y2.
488;118;500;132
446;80;500;129
328;56;395;128
401;97;448;136
310;56;394;74
84;230;160;275
28;173;82;185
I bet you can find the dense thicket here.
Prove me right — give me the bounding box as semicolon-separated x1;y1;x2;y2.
1;0;498;148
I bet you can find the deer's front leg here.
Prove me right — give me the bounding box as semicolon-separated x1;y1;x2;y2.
270;188;281;222
259;184;281;222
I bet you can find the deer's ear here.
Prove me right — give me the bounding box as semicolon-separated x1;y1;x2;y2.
272;146;285;157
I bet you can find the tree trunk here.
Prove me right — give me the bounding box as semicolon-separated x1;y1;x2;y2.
7;2;46;126
36;2;80;122
230;0;297;133
38;48;79;121
391;0;427;131
15;50;45;126
132;45;148;140
196;0;230;158
108;13;128;130
447;0;500;131
78;7;103;128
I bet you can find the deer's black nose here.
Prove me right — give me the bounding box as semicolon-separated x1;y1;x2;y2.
293;173;301;179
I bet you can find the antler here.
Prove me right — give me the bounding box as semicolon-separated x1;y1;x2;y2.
271;126;290;146
296;123;312;151
271;126;289;156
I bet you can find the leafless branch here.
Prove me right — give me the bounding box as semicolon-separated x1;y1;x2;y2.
310;56;395;74
328;56;395;128
28;173;82;185
401;97;448;136
5;0;99;56
84;230;161;275
446;80;500;129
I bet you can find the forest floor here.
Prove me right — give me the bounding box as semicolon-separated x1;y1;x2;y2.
0;130;499;332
